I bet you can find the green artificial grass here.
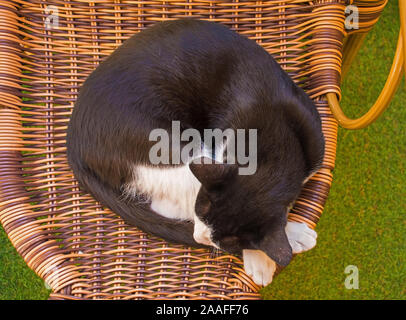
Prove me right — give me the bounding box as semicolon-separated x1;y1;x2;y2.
0;228;50;299
0;1;404;300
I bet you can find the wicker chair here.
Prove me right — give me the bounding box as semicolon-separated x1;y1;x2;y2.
0;0;403;300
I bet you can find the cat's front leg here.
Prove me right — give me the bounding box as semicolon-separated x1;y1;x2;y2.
285;221;317;254
243;249;276;286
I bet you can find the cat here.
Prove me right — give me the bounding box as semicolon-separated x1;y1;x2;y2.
66;19;324;286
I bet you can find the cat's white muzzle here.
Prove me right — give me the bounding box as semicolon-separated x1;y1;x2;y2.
193;217;216;247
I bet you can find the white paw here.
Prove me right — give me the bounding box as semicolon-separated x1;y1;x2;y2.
243;249;276;287
285;221;317;254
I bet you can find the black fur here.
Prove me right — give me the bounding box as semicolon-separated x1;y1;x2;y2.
67;19;324;266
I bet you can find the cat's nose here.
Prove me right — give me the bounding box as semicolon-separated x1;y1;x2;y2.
220;235;240;253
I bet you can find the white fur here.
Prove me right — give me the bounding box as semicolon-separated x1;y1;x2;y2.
193;215;217;247
286;221;317;254
125;164;201;221
243;249;276;286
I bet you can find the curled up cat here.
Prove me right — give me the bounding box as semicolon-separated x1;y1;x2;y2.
66;19;325;287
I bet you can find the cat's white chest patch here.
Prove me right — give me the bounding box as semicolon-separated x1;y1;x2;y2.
124;164;201;221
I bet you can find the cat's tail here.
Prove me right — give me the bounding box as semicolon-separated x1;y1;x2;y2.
70;164;205;248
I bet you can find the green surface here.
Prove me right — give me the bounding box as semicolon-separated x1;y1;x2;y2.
0;1;404;300
0;228;50;299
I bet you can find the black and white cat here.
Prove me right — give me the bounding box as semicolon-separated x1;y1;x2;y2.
67;19;324;286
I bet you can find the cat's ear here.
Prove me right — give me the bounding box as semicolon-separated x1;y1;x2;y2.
255;227;292;267
189;157;238;188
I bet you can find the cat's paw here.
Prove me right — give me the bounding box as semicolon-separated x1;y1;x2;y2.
243;249;276;287
285;221;317;254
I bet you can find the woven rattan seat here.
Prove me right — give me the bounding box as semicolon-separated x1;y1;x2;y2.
0;0;388;299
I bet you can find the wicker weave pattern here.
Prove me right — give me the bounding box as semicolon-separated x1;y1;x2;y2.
0;0;384;299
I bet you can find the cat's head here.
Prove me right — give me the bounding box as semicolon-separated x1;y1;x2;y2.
190;157;298;267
